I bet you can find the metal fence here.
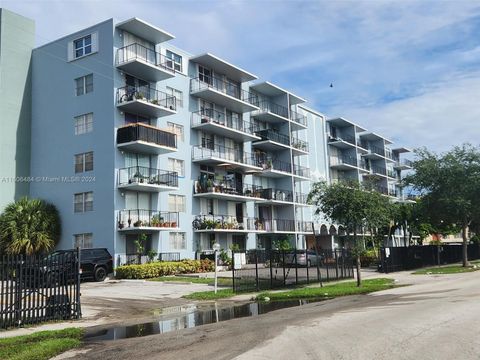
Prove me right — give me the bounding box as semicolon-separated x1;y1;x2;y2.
379;244;480;273
232;249;354;292
0;251;81;329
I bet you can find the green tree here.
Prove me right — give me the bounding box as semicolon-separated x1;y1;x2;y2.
405;144;480;266
0;197;61;255
308;181;391;286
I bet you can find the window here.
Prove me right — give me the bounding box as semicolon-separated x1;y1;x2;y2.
166;50;182;72
199;66;212;84
167;122;184;142
75;152;94;173
168;194;185;212
168;158;184;176
74;113;93;135
74;192;93;213
169;232;186;250
75;74;93;96
166;87;183;108
74;233;93;248
74;34;92;58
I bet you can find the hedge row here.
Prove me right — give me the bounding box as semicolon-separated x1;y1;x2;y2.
115;259;215;279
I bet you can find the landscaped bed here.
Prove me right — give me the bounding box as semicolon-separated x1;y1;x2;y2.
0;328;83;360
413;264;479;275
148;276;232;286
115;259;215;279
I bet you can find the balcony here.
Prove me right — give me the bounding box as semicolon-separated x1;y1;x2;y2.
329;155;360;171
194;182;265;202
291;137;309;155
290;109;307;129
256;188;294;205
259;158;293;178
253;129;290;152
116;86;177;118
328;135;357;149
295;192;310;206
363;145;386;160
117;210;179;233
116;43;176;81
251;100;289;123
293;164;310;180
369;185;397;197
394;158;413;170
191;109;260;142
192;145;262;172
192;214;260;233
296;221;314;233
117;123;177;154
190;77;258;113
118;166;178;192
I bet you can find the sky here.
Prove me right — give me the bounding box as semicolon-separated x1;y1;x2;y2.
2;0;480;155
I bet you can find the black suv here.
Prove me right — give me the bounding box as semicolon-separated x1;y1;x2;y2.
45;248;113;282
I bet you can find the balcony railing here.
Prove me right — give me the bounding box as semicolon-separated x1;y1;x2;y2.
117;209;179;229
255;129;290;146
295;192;309;204
369;186;397;197
297;221;314;233
191;109;257;135
194;181;264;199
261;158;292;173
118;166;178;187
192;145;262;168
290;109;307;127
387;169;396;178
253;100;289;119
192;214;259;231
116;86;177;110
293;164;310;178
291;137;309;152
117;123;177;149
328;135;356;146
370;166;387;176
190;77;257;105
260;188;294;202
116;43;177;73
368;145;385;157
395;159;413;167
330;155;358;167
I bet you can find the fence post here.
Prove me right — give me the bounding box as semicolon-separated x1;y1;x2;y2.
232;251;235;293
269;250;273;289
76;247;82;319
334;249;339;280
294;248;298;285
15;255;22;327
282;251;286;286
306;250;309;284
326;251;330;281
254;250;259;292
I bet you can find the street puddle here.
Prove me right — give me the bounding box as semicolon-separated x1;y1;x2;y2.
85;299;320;341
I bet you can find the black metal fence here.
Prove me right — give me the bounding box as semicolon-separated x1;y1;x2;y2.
0;252;82;329
379;244;480;273
232;249;354;292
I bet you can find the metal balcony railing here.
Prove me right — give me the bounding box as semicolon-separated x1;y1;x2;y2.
116;43;177;73
290;109;307;127
328;134;356;145
192;214;259;231
260;188;294;202
370;166;387;176
116;86;177;110
291;137;309;152
368;145;385;157
118;166;178;187
117;123;177;149
255;129;290;146
387;169;397;178
190;77;257;105
253;100;289;119
395;159;413;167
192;145;262;168
117;209;179;229
330;155;358;167
295;192;309;204
293;164;310;178
191;109;258;135
261;158;292;173
297;221;314;233
194;182;264;199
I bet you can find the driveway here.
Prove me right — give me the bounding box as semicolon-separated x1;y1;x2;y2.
64;271;480;360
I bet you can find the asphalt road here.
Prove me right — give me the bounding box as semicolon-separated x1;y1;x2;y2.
60;271;480;360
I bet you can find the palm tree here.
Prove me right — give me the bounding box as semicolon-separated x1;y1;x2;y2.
0;197;61;255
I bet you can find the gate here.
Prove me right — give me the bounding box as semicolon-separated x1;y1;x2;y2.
0;250;82;329
232;249;354;292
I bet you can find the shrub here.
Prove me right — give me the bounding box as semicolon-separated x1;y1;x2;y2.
115;259;215;279
360;249;378;267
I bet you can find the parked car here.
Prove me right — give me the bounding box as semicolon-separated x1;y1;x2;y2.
20;248;113;286
285;251;324;267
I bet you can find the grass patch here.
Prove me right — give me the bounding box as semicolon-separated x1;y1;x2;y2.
256;278;397;301
182;289;235;300
413;264;479;275
0;328;83;360
148;276;232;286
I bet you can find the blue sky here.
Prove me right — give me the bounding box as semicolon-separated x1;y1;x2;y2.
3;0;480;154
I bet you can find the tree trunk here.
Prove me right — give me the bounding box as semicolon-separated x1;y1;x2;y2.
354;230;361;287
462;224;470;267
403;221;408;247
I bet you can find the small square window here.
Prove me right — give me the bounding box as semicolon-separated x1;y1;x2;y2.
75;74;93;96
74;35;92;59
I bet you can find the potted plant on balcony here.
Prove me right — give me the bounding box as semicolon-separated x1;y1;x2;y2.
118;220;125;229
128;218;132;227
151;99;159;105
171;221;177;228
133;220;143;227
207;179;213;192
135;92;145;100
151;215;161;227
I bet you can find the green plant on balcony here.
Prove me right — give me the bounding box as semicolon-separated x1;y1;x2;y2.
151;99;159;105
151;215;161;227
135;92;145;100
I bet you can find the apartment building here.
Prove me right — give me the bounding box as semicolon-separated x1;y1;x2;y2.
1;10;411;261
